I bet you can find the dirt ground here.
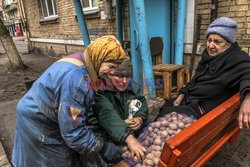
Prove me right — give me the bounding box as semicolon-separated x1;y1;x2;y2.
0;53;56;102
0;52;56;163
206;129;250;167
0;52;249;166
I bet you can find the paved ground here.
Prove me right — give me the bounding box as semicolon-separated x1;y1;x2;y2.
206;129;250;167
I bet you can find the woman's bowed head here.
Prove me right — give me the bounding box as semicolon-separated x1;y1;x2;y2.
86;57;134;91
84;35;127;79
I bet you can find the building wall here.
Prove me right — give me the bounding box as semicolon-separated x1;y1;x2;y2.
25;0;130;56
184;0;195;54
196;0;250;54
1;0;23;36
26;0;250;68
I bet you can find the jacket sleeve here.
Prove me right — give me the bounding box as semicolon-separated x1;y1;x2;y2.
238;57;250;97
58;69;97;155
92;90;133;143
227;51;250;98
179;60;203;95
178;83;190;95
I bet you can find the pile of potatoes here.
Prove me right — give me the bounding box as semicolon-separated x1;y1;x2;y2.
122;112;196;167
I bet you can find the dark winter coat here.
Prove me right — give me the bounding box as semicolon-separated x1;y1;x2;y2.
87;80;148;143
180;42;250;118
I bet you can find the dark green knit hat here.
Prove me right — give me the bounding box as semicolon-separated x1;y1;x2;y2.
113;57;133;76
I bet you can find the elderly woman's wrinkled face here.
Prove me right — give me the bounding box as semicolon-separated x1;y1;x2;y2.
98;62;119;78
207;34;231;56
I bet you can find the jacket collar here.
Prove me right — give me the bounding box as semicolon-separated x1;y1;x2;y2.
201;42;241;74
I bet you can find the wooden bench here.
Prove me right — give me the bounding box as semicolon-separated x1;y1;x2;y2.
114;93;241;167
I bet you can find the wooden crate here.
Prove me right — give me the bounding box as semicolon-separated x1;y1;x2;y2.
153;64;189;100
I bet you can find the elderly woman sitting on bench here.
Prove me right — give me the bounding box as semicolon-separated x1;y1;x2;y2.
159;17;250;129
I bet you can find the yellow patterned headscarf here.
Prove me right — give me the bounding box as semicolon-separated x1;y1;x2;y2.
85;35;126;73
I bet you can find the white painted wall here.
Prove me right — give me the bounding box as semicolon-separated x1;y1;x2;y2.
184;0;195;54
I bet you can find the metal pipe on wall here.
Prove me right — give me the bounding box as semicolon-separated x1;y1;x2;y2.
17;0;31;53
73;0;90;47
175;0;187;65
210;0;218;23
116;0;123;45
133;0;156;98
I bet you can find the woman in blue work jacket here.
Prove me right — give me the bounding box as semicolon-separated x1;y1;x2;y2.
11;35;126;167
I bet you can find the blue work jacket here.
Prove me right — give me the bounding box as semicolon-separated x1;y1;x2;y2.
12;58;97;167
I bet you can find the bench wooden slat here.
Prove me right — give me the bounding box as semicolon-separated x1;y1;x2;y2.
177;114;238;166
113;161;130;167
160;93;241;166
191;126;240;167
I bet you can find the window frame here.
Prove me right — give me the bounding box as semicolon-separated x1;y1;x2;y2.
81;0;99;14
40;0;58;20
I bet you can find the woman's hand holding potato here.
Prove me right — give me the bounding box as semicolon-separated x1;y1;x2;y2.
125;134;147;161
129;117;143;130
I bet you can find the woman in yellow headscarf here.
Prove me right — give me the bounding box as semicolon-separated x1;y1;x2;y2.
84;35;126;79
12;35;127;167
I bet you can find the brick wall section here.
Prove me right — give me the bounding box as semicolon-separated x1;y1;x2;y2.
26;1;250;60
196;0;250;55
25;0;95;39
24;0;130;56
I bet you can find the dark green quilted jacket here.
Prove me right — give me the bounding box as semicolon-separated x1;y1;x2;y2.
87;80;148;143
